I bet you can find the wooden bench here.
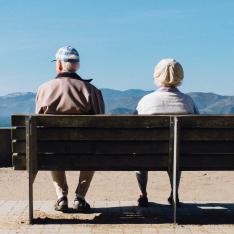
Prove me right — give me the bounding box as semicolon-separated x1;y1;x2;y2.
11;114;234;224
11;114;174;224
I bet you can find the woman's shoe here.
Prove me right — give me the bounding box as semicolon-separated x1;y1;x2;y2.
168;193;181;207
137;195;149;207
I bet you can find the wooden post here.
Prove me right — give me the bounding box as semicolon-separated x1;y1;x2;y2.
26;116;38;224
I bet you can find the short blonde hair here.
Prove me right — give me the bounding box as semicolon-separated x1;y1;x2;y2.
153;58;184;87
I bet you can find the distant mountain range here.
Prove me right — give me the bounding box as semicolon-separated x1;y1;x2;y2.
0;89;234;126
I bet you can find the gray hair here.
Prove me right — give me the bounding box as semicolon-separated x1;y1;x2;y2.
61;61;79;73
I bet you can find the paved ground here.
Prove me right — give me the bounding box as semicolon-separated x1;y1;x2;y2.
0;200;234;233
1;169;234;233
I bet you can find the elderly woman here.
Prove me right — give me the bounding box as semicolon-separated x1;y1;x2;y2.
136;58;199;207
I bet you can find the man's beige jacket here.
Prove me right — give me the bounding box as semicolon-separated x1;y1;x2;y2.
35;73;105;114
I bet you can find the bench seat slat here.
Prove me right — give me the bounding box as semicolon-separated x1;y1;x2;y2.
181;141;234;154
37;154;169;171
14;153;234;171
12;115;171;128
12;153;26;170
181;153;234;156
12;141;169;155
12;128;170;141
12;153;169;171
180;155;234;170
179;116;234;128
181;129;234;141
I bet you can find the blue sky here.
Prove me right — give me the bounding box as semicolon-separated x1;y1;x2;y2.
0;0;234;95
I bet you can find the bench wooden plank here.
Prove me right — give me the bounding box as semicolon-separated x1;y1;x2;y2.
178;116;234;171
179;115;234;128
12;153;26;170
11;115;29;127
181;141;234;154
12;153;169;171
12;115;171;128
12;128;170;141
37;154;169;171
180;155;234;170
12;140;169;154
181;129;234;141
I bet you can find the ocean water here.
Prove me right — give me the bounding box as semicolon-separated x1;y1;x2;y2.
0;116;10;127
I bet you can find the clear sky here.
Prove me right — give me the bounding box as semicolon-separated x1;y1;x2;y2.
0;0;234;95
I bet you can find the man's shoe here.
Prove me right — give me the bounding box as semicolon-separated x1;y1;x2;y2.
168;193;181;207
54;196;68;211
137;195;149;207
73;197;91;213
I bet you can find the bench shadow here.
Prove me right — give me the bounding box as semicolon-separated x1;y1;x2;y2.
177;202;234;225
33;202;234;225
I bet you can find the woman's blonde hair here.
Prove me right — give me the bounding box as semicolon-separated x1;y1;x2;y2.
153;58;184;87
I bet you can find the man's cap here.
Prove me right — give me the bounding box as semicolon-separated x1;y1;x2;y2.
52;46;80;63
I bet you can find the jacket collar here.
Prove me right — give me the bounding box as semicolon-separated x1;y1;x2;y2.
157;87;180;93
56;72;93;83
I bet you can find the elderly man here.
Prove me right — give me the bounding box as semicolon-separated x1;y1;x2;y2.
36;46;105;212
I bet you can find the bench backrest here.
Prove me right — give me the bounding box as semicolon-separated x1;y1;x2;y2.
178;116;234;170
11;115;172;171
12;115;234;171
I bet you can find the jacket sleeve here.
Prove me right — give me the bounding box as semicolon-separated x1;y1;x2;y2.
35;88;46;114
35;89;40;114
90;88;105;114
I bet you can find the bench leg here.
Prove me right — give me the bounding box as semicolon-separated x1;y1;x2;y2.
28;172;33;224
173;168;177;225
173;117;179;225
28;172;37;224
26;116;38;224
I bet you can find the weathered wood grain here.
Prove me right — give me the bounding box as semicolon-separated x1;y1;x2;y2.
12;140;169;154
181;141;234;154
181;129;234;141
12;115;171;128
12;153;26;170
178;115;234;128
12;128;170;141
180;155;234;170
37;154;169;171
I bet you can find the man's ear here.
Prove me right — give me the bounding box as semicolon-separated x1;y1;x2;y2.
58;61;63;72
56;61;63;74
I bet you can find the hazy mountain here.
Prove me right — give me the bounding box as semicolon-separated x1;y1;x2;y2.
188;92;234;114
101;89;151;113
102;89;234;114
0;92;35;117
0;89;234;126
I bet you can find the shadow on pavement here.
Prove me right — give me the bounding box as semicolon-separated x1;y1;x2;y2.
33;202;234;225
177;203;234;225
